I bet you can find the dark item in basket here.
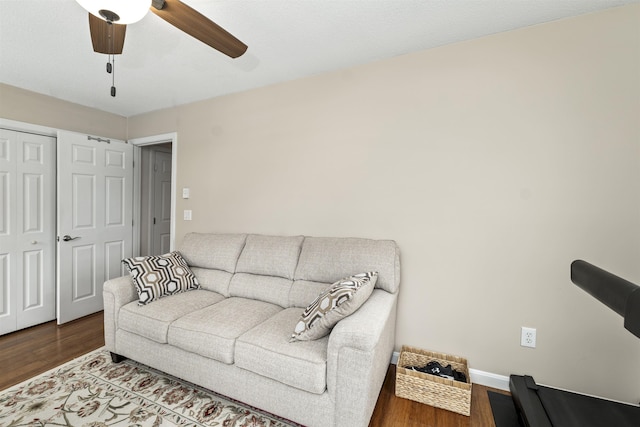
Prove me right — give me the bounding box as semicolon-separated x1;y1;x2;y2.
406;361;468;383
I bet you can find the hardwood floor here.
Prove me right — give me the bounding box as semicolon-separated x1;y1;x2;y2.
0;312;104;390
0;312;508;426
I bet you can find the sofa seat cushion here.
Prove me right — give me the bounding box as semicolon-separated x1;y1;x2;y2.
119;290;224;344
235;308;329;395
168;297;282;364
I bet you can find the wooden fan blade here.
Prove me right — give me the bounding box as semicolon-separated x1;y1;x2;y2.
151;0;247;58
88;13;126;54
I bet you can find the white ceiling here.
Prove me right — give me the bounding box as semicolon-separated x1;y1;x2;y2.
1;0;637;117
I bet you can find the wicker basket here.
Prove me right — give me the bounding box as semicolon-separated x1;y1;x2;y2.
395;346;472;416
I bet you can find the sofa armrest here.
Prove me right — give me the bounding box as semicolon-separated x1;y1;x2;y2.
326;289;398;427
103;275;137;351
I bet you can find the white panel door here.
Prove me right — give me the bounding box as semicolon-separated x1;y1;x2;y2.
0;130;16;335
0;129;56;335
57;131;133;324
152;150;172;255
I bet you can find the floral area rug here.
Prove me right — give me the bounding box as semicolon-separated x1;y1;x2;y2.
0;348;299;427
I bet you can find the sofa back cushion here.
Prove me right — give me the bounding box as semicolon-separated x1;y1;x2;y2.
180;233;247;272
235;234;304;279
179;233;400;308
229;273;292;307
229;235;303;306
294;237;400;294
190;267;234;296
288;279;332;308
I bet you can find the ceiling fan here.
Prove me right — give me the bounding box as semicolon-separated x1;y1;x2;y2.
76;0;248;58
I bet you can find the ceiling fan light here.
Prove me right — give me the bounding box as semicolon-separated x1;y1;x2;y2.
76;0;151;24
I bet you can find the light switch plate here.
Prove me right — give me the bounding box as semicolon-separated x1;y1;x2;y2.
183;210;192;221
182;188;190;199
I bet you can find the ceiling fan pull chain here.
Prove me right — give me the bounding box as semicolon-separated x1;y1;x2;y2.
106;21;113;74
102;20;116;97
111;54;116;97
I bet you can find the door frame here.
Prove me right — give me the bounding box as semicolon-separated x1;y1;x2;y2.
129;133;178;256
0;118;57;138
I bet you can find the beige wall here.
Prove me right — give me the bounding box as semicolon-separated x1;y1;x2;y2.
0;83;127;139
124;4;640;403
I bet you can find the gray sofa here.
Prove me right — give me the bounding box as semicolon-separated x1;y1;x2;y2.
103;233;400;427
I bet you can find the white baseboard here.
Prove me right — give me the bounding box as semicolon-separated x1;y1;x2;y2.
390;351;510;391
469;369;510;391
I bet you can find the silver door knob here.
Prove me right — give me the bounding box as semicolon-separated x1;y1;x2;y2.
62;235;80;241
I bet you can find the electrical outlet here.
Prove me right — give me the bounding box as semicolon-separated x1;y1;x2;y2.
521;327;536;348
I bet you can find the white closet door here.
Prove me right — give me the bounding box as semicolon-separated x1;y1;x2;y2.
56;130;133;324
0;129;56;335
0;130;15;335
